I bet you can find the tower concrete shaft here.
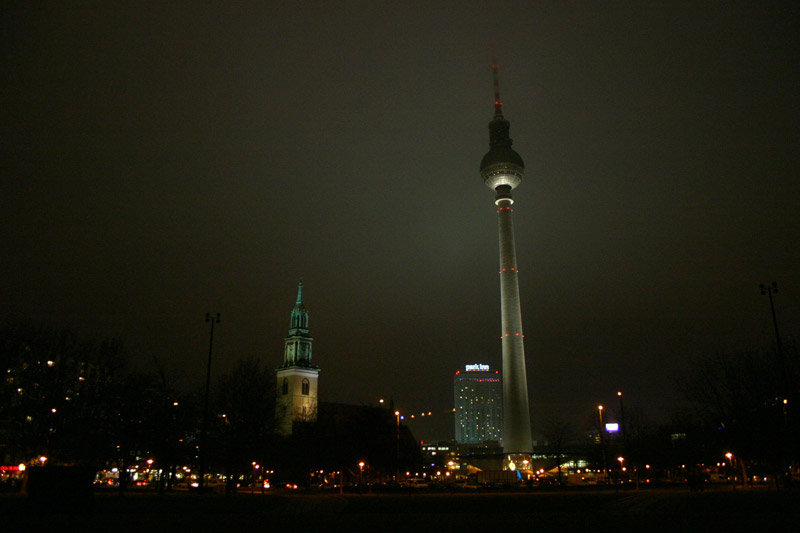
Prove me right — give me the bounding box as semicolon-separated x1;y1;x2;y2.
496;193;533;453
480;63;533;454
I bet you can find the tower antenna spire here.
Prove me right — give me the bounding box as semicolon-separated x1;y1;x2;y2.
491;43;503;117
492;62;503;116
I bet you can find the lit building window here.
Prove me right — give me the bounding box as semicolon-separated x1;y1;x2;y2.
301;378;309;395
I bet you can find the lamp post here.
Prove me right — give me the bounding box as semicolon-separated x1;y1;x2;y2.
251;462;259;494
617;392;626;444
760;282;791;487
760;283;787;393
598;405;608;483
617;391;637;488
760;283;784;360
199;312;220;492
725;453;734;490
395;411;401;482
358;461;365;494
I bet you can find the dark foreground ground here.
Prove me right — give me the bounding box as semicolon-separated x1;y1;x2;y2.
2;485;799;532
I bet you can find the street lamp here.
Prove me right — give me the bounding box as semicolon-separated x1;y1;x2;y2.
760;283;787;393
598;405;608;482
617;457;625;485
252;462;260;494
199;312;220;492
358;461;365;493
395;411;401;481
617;391;636;488
724;453;733;488
617;392;626;441
759;283;783;353
760;282;791;487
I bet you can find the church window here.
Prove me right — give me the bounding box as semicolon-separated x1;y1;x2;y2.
282;378;288;395
302;378;310;395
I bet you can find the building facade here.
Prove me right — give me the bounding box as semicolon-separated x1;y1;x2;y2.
453;364;502;444
276;281;320;435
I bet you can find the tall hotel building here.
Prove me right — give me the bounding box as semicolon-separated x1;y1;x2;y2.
453;364;502;444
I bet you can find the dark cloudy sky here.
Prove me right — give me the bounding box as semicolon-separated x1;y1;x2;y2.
2;2;799;441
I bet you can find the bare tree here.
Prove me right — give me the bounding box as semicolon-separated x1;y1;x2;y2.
683;341;799;487
542;417;577;484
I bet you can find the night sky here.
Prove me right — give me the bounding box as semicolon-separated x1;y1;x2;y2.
3;2;799;441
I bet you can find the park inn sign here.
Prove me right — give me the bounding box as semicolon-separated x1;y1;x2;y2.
465;364;490;372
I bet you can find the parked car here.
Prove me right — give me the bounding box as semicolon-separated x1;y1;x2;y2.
404;478;429;489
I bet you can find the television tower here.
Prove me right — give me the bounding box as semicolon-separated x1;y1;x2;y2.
480;63;533;454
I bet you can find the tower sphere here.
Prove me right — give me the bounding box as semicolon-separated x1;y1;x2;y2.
480;117;525;190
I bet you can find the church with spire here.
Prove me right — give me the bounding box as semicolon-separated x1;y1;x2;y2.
276;281;320;435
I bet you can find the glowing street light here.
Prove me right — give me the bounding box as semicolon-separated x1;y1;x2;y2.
252;462;260;493
598;405;608;481
725;452;735;489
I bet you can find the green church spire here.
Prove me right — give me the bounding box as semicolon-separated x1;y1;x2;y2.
283;280;314;368
289;280;309;335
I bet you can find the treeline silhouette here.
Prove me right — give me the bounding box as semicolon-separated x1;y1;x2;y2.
0;319;421;493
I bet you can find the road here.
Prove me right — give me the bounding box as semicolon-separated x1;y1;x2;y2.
2;486;798;532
